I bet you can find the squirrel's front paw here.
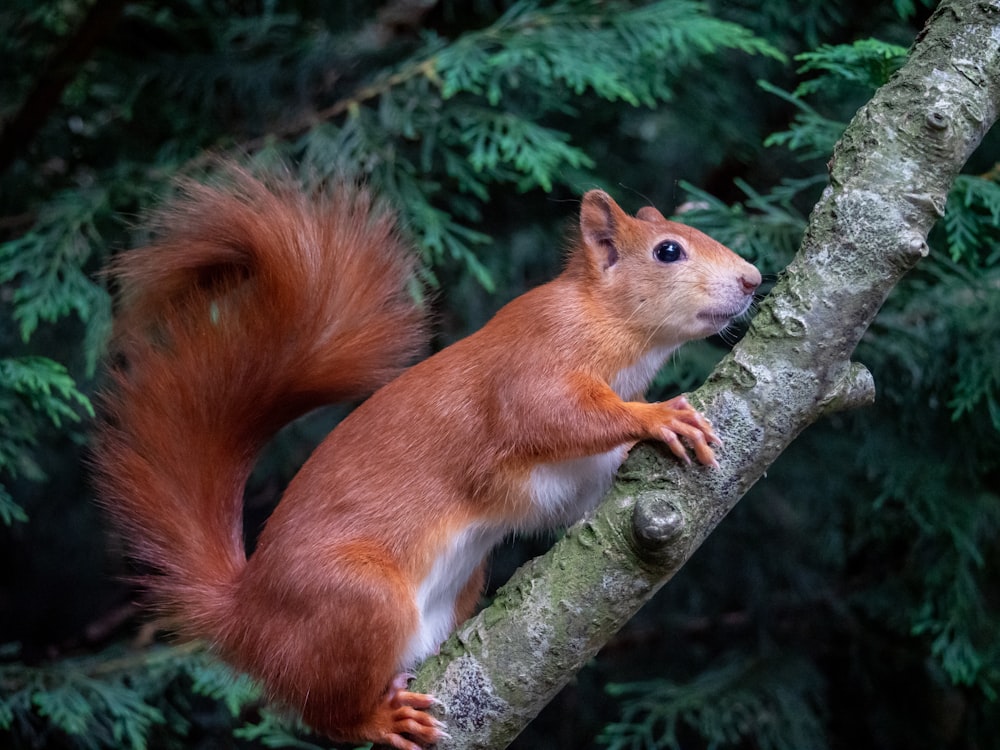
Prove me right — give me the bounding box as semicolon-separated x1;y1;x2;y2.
654;395;721;468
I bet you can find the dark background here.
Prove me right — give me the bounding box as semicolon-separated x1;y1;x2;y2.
2;1;998;748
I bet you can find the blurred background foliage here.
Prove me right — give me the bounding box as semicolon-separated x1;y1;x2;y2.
1;0;998;748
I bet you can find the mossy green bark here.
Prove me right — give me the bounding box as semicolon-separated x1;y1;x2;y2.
414;2;1000;747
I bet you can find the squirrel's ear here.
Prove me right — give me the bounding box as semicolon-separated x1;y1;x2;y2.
636;205;666;223
580;190;626;270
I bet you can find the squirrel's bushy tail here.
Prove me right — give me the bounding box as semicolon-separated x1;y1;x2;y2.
93;167;426;638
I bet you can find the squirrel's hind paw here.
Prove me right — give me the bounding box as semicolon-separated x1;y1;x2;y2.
376;674;446;750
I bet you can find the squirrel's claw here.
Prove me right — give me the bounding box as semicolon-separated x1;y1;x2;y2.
657;396;721;468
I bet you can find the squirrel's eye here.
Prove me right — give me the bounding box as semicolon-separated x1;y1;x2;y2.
653;240;684;263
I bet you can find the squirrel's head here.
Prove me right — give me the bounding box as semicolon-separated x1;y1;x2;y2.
574;189;761;347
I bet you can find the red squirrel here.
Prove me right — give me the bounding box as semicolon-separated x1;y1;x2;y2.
94;168;760;750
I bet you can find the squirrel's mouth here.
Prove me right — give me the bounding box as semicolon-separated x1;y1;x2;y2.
697;298;753;325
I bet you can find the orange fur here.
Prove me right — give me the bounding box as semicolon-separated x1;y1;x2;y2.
94;173;760;749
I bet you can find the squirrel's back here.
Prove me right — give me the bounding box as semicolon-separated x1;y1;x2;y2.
93;167;426;638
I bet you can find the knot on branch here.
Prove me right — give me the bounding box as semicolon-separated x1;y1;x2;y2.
926;110;950;131
905;233;930;259
817;361;876;416
630;491;688;566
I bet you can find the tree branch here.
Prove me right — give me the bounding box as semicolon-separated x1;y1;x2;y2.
412;0;1000;746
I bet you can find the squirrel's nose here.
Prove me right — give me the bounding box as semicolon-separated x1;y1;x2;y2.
740;266;762;295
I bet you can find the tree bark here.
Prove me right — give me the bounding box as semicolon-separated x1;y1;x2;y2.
412;0;1000;747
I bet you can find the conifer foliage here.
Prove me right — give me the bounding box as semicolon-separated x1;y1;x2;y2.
1;1;997;748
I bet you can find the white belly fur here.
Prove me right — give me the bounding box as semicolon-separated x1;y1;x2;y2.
403;523;504;667
611;344;677;399
527;446;630;526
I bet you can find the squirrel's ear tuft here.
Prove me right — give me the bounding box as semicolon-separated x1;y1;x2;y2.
580;190;625;270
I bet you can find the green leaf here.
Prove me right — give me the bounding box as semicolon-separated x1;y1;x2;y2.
942;174;1000;265
33;682;97;738
0;188;111;363
234;708;329;749
0;484;29;525
600;654;826;750
793;39;908;97
456;109;593;193
0;357;94;428
186;656;261;717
